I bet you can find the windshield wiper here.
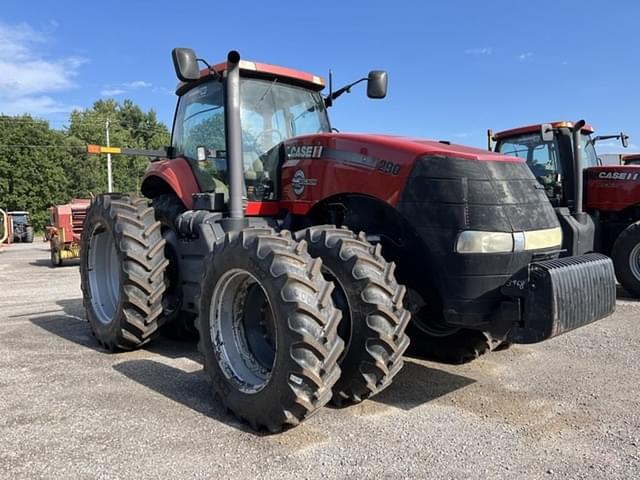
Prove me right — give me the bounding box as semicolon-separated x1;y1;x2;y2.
253;79;278;109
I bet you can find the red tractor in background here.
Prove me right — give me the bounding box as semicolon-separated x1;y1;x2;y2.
79;49;616;432
490;121;640;296
46;199;90;267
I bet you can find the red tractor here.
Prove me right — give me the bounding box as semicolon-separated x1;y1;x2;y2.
490;121;640;297
80;50;616;432
46;199;90;266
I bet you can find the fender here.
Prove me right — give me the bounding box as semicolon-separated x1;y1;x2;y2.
141;158;200;209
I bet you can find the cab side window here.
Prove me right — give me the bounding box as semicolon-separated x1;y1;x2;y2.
172;81;228;194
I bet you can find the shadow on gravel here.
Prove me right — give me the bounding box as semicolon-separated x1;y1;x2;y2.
29;298;474;428
29;258;80;268
29;298;203;359
617;285;639;302
113;359;263;435
370;359;475;410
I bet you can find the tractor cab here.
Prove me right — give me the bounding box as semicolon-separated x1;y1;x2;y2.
491;121;629;210
171;61;331;203
491;122;599;207
165;53;386;209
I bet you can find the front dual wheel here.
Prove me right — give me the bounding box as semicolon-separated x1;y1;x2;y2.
197;228;344;432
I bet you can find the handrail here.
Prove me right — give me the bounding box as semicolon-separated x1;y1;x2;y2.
0;208;8;244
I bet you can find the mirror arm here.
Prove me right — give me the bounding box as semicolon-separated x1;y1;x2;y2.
592;134;629;145
325;77;367;106
196;58;221;80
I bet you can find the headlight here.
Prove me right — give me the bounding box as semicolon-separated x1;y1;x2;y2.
455;227;562;254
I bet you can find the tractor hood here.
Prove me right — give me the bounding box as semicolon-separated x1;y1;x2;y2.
284;132;518;164
586;165;640;212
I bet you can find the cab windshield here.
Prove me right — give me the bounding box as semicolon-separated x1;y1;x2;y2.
496;131;600;196
496;132;562;186
10;214;28;225
172;77;329;202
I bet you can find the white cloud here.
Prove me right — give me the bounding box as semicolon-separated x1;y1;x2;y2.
0;21;86;116
124;80;152;89
0;96;81;115
517;52;533;61
100;88;126;97
465;47;492;55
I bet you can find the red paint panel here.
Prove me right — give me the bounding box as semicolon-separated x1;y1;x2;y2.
245;202;280;216
586;166;640;211
143;158;200;209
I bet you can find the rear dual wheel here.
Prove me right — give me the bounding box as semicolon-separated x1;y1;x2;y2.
198;228;344;432
296;226;410;405
80;194;169;351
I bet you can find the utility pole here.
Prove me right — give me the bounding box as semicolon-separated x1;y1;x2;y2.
105;119;113;192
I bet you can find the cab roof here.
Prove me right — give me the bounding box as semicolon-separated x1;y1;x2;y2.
177;59;326;94
494;121;594;140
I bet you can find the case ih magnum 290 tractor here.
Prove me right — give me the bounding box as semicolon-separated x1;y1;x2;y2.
80;50;616;431
491;121;640;297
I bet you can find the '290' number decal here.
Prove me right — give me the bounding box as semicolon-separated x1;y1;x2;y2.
377;160;401;176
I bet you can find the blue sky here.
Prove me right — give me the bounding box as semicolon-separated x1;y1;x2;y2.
1;0;638;153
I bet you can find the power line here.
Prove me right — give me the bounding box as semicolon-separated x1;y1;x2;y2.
0;144;87;149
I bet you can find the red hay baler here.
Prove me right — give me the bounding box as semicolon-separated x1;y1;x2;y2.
46;199;90;267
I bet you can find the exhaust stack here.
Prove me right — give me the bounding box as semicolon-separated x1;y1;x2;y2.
223;50;248;230
571;119;587;221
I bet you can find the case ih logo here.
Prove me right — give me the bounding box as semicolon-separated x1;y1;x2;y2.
598;171;640;181
292;170;318;196
286;145;324;159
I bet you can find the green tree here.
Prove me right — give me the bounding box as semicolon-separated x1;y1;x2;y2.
67;99;170;194
0;99;171;229
0;115;74;228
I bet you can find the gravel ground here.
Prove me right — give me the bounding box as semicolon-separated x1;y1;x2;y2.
1;243;639;479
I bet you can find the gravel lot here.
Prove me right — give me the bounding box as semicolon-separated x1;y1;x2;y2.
1;242;639;479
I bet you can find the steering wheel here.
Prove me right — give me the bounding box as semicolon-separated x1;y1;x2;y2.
251;129;284;155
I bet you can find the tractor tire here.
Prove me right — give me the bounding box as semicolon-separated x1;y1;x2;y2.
406;324;492;364
151;194;198;340
296;226;410;406
197;228;344;432
24;226;34;243
80;194;169;351
612;221;640;297
50;238;63;267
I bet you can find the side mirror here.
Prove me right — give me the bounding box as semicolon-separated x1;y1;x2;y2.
172;48;200;82
196;146;206;162
541;123;554;142
367;71;388;99
621;132;629;148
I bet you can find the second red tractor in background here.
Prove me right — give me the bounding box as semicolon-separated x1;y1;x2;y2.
490;121;640;296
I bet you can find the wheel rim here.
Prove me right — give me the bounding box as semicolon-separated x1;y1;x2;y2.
87;223;120;325
210;269;277;394
630;243;640;280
